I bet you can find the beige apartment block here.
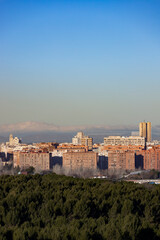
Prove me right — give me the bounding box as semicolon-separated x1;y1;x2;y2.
136;148;160;170
72;132;93;150
63;151;98;170
57;144;88;152
108;150;135;170
81;137;93;150
104;136;145;146
18;152;50;170
13;151;20;167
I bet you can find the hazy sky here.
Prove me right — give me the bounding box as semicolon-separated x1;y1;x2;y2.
1;0;160;126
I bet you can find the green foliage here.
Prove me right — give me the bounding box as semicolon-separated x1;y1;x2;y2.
25;166;35;174
0;174;160;239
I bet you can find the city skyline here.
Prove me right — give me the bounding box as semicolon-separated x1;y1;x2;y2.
1;0;160;126
1;120;160;144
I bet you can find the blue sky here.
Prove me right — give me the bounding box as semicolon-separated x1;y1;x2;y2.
0;0;160;126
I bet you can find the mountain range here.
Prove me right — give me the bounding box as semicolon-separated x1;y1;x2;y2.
0;121;159;143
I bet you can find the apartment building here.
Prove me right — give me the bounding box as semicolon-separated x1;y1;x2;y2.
100;145;144;152
14;152;51;170
72;132;93;150
108;150;135;170
104;136;145;146
57;144;88;152
136;148;160;170
63;151;98;170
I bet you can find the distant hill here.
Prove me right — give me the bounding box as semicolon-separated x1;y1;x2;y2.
0;121;159;143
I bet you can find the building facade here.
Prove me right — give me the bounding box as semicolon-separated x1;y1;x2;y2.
136;148;160;170
63;151;98;170
104;136;145;146
139;121;151;142
108;150;135;170
15;152;50;170
72;132;93;150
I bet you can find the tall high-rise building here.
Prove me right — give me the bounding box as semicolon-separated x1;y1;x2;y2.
147;122;151;142
139;121;151;142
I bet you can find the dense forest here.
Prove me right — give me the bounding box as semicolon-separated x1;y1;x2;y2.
0;174;160;240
